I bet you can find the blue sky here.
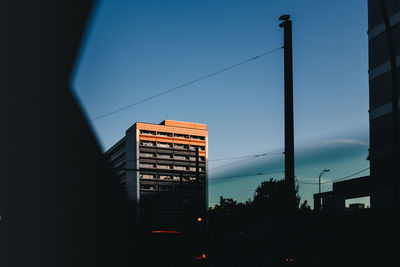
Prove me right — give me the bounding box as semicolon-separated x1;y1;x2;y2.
72;0;370;208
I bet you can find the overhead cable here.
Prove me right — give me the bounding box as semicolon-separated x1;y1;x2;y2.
91;46;283;122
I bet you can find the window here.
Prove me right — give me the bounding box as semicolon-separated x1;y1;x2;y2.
189;145;205;151
157;142;172;148
141;141;155;146
174;165;188;171
159;174;172;180
174;143;184;149
141;173;155;179
140;153;155;158
139;163;155;169
158;153;172;159
159;185;173;191
174;133;189;139
141;184;156;190
190;135;205;140
140;130;156;135
157;131;173;137
174;155;187;160
158;164;172;169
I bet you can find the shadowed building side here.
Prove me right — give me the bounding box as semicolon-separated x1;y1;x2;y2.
368;0;400;207
1;1;135;266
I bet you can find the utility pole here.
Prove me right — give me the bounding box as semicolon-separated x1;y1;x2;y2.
279;14;296;209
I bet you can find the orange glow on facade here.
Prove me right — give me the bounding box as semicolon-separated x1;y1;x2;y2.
106;119;208;226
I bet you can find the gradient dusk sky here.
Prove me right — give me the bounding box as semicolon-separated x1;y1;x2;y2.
72;0;370;207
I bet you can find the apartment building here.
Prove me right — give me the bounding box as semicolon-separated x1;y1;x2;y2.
106;120;208;227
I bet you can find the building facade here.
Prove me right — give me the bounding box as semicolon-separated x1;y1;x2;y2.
368;0;400;207
106;120;208;227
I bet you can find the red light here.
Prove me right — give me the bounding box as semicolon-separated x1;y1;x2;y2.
197;217;202;222
285;257;294;263
151;230;180;234
195;253;207;260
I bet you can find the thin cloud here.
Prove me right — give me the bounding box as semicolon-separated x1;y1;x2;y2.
297;177;331;183
323;138;368;146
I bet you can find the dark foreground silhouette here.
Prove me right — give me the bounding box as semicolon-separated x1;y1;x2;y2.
2;1;399;267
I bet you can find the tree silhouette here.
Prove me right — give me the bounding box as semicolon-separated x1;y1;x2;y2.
299;200;312;214
252;178;300;217
208;179;310;233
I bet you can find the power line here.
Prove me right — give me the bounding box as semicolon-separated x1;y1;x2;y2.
117;150;283;163
209;170;285;181
209;149;283;171
90;46;283;122
208;151;283;162
296;167;370;185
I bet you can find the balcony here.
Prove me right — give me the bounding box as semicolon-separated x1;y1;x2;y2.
174;133;189;139
157;131;173;137
158;153;172;159
139;153;155;158
157;142;173;148
174;155;188;160
141;141;155;147
190;135;205;141
139;163;156;169
174;165;188;171
140;130;156;136
158;164;172;170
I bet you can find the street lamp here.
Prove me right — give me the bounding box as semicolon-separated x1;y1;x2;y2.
319;169;330;195
318;169;330;211
318;169;330;194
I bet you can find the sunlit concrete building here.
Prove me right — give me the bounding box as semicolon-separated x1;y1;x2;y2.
105;120;208;227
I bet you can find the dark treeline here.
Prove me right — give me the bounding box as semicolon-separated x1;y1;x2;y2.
208;179;311;234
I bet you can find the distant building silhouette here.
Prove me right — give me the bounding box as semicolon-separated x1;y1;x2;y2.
313;176;372;212
368;0;400;208
347;203;365;211
106;120;208;227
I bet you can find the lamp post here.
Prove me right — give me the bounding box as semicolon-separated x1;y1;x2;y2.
319;169;330;195
318;169;330;211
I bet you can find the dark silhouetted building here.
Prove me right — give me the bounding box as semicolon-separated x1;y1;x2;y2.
368;0;400;207
347;203;365;211
313;176;372;212
313;0;400;212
